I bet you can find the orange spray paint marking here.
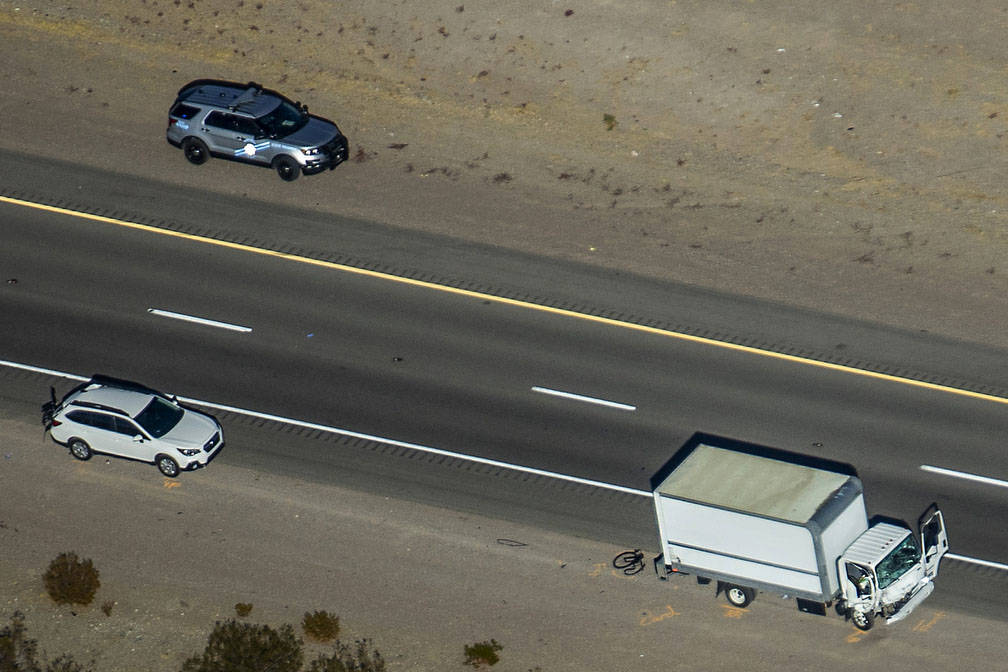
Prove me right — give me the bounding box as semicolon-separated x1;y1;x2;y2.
640;605;680;626
913;611;946;632
721;605;745;619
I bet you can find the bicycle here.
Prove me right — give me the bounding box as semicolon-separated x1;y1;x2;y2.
612;549;645;575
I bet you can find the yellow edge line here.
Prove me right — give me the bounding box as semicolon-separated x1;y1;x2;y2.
4;194;1006;406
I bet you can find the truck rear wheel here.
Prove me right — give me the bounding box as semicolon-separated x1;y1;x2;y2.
725;585;755;608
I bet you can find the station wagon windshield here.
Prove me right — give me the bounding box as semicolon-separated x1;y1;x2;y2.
257;99;307;138
134;397;184;438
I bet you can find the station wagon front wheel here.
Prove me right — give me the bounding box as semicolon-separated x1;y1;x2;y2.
182;138;209;165
274;155;300;181
156;454;180;478
69;438;92;461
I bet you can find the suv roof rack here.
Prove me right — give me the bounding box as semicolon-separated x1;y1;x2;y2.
87;374;166;398
174;79;270;106
69;400;130;416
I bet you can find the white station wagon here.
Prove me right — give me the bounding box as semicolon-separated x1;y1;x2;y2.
43;375;223;477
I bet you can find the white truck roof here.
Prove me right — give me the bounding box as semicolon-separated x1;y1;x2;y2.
654;442;852;523
841;521;911;566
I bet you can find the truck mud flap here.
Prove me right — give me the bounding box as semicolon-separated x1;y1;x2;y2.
796;598;827;616
885;579;935;625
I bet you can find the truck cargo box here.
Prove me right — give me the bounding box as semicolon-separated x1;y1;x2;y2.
652;433;869;602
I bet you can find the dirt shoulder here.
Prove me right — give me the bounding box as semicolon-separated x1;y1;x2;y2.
1;0;1007;348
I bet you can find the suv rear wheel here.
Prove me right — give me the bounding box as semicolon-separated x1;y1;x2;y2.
69;438;92;461
273;155;300;181
182;137;210;165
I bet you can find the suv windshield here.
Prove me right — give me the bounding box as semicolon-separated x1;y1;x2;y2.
875;535;921;589
257;99;307;138
134;397;184;438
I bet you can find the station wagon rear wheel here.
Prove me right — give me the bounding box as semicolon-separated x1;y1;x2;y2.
69;438;92;461
274;155;300;181
182;138;209;165
156;455;180;478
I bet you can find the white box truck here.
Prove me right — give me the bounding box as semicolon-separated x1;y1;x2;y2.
651;433;948;630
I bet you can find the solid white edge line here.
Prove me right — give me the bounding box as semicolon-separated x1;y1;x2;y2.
920;464;1008;489
148;308;252;333
531;386;637;411
15;358;1008;572
1;359;650;498
945;553;1008;572
183;397;649;497
0;360;90;382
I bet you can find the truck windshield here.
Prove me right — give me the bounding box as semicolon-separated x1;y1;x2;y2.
875;535;921;589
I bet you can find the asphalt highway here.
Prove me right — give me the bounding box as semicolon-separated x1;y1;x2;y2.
1;175;1007;625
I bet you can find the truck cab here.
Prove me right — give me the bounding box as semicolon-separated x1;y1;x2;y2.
838;505;948;630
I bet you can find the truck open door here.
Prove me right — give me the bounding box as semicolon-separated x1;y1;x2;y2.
919;504;948;578
838;559;879;630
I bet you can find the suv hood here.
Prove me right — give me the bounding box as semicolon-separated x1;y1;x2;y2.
163;409;219;447
279;116;340;147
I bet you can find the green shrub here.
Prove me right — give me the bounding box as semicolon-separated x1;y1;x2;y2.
46;654;92;672
181;620;303;672
233;603;253;618
463;639;502;668
603;113;617;131
43;552;100;606
301;611;340;643
0;611;93;672
0;611;38;671
307;638;386;672
100;600;115;617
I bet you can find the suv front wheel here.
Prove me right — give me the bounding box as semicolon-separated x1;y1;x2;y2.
182;138;210;165
273;155;300;181
156;454;180;478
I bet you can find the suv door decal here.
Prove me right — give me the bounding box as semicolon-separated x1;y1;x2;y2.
237;140;272;157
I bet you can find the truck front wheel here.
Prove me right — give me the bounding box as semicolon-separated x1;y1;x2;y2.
851;608;875;631
725;585;755;608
